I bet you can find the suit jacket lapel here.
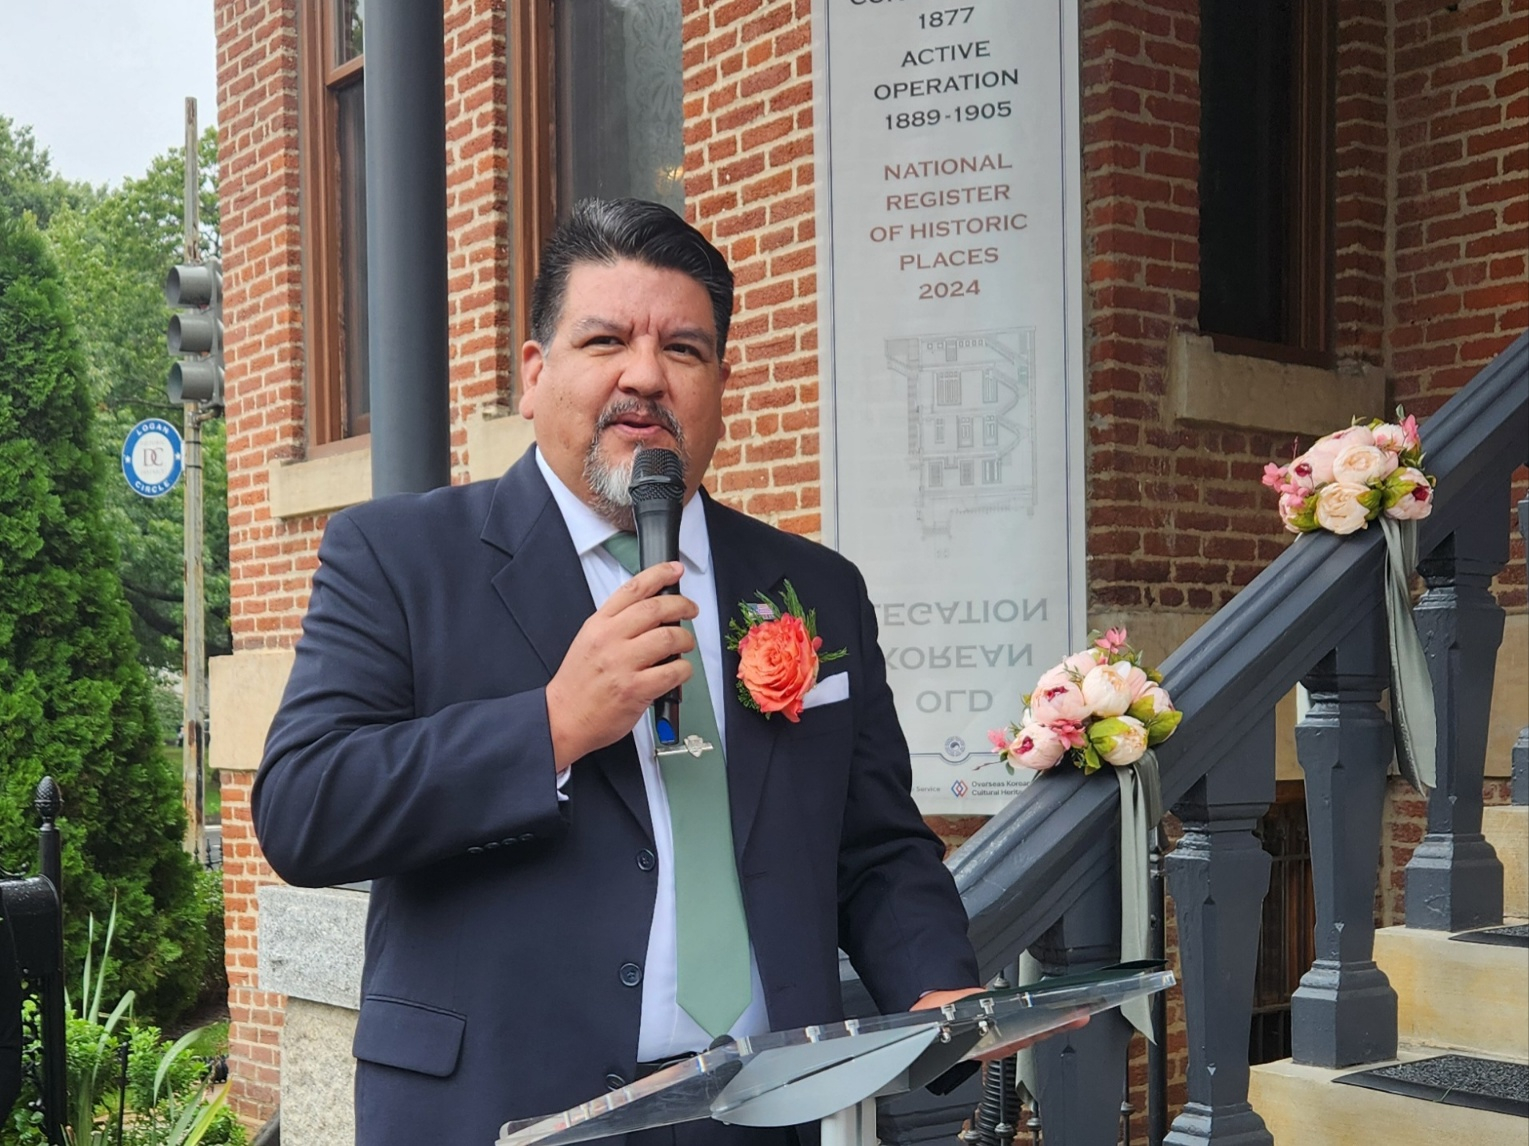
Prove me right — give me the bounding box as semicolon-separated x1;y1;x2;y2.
481;450;652;839
704;492;787;860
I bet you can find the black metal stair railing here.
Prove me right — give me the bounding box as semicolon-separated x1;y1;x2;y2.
0;778;69;1146
860;330;1529;1145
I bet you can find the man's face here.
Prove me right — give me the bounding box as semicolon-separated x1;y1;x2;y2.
519;258;729;520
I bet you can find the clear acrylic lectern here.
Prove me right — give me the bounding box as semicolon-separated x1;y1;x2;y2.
497;963;1174;1146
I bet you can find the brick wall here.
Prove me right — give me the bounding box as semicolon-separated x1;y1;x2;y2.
1079;0;1299;616
215;0;302;1122
682;0;821;535
218;0;307;658
443;0;515;465
1388;0;1528;611
1334;0;1390;367
1389;0;1527;411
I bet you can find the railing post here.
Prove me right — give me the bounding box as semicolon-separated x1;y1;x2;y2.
33;778;66;1146
1164;712;1275;1146
1405;489;1508;930
1290;604;1397;1067
1514;493;1527;807
1026;869;1135;1144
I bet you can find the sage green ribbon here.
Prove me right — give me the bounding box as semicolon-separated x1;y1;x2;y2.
603;533;752;1037
1380;517;1436;795
1115;750;1162;1042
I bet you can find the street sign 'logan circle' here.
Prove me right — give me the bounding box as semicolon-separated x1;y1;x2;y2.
122;418;184;498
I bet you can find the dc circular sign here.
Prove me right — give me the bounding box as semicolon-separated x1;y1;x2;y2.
122;419;184;498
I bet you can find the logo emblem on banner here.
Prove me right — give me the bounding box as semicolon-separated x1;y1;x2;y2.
122;418;184;498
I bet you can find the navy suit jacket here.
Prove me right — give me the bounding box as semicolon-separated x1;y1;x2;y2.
254;449;978;1146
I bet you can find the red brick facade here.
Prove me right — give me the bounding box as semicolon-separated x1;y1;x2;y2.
686;0;824;534
214;0;301;1117
210;0;1527;1129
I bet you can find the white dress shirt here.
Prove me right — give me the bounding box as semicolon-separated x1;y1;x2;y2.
535;451;769;1059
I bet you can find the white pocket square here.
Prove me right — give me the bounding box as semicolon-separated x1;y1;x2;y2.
801;672;850;710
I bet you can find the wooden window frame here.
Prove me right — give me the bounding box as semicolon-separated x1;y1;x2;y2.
298;1;367;451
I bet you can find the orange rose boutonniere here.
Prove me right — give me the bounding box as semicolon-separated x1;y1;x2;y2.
728;582;847;722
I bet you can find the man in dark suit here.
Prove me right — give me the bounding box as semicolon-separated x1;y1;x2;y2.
254;199;981;1146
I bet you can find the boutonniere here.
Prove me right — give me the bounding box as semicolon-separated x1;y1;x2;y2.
727;581;847;722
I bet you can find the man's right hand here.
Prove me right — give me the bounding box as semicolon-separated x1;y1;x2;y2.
545;561;698;770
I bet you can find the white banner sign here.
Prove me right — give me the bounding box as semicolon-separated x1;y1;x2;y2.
813;0;1086;813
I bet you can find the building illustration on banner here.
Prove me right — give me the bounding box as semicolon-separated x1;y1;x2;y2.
889;328;1037;535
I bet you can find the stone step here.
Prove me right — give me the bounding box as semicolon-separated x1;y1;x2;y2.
1484;804;1528;918
1373;923;1529;1061
1250;1045;1527;1146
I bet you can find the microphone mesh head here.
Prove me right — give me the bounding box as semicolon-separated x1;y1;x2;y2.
629;448;685;503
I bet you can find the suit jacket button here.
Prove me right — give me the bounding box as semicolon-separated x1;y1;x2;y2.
484;840;499;850
636;849;656;872
619;962;642;988
467;847;485;855
502;838;517;846
519;833;535;842
605;1073;626;1091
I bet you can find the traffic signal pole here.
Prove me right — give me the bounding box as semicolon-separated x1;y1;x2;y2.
181;97;207;866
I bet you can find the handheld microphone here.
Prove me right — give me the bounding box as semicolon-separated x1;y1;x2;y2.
628;448;686;745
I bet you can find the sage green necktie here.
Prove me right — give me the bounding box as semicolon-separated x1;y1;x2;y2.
603;533;751;1037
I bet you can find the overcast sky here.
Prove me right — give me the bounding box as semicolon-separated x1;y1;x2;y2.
0;0;218;189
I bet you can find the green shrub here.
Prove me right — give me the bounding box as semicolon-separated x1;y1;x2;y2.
0;912;239;1146
0;215;205;1023
194;869;227;1009
148;684;182;746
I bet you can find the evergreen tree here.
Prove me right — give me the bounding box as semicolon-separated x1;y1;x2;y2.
0;115;97;228
0;215;206;1021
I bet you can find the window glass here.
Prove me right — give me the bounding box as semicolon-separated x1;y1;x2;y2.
337;0;364;65
1199;0;1291;344
336;80;369;433
553;0;684;211
1199;0;1333;359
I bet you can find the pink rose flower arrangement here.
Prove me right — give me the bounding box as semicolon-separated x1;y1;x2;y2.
991;629;1181;775
1262;409;1435;535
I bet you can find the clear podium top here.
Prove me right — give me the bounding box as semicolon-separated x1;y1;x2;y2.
497;963;1174;1146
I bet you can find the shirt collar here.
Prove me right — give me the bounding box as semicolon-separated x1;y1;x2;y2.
535;447;711;574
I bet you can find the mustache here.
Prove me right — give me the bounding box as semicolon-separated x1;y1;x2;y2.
593;399;685;443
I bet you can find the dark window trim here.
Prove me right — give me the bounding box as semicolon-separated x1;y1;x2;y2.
1287;0;1335;359
508;2;556;399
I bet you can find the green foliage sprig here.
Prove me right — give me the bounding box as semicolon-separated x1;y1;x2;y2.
1;907;242;1146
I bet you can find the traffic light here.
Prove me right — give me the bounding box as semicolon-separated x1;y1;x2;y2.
165;260;223;409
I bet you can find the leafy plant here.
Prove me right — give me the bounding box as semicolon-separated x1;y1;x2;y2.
0;909;240;1146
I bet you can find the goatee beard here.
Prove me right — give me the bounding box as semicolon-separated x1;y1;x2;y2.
583;400;688;530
